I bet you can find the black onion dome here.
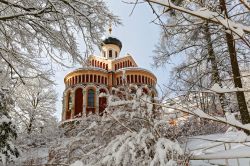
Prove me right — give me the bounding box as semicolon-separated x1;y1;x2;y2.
102;36;122;49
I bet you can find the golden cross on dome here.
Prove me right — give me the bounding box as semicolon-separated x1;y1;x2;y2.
108;20;112;35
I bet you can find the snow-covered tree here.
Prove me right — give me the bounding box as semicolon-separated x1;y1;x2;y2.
0;1;118;163
0;58;19;165
0;88;19;166
0;0;120;83
13;77;57;135
140;0;250;131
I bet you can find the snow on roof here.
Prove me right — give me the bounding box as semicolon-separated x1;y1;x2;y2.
115;67;156;78
70;66;107;73
113;54;131;60
64;66;108;79
89;54;107;60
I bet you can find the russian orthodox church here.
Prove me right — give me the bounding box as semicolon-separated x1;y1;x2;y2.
61;27;157;121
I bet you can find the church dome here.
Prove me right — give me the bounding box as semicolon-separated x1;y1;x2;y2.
101;36;122;50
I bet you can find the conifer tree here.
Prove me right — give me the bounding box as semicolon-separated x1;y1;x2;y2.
0;88;19;166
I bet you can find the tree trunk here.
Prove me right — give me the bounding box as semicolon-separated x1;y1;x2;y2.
219;0;250;127
27;117;34;135
204;22;226;113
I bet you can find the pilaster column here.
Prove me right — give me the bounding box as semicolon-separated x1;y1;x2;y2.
62;94;66;121
82;89;87;117
71;91;75;119
96;90;99;115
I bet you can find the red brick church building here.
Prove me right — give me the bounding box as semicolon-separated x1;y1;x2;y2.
61;33;157;121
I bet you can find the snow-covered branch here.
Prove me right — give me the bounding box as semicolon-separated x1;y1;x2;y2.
140;97;250;132
0;0;120;83
239;0;250;11
146;0;250;38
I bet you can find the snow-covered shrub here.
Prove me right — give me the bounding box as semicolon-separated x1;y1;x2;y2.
101;129;185;166
46;85;189;165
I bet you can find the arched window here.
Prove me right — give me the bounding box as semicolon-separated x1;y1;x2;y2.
120;62;122;68
99;89;107;116
117;77;119;85
135;75;138;83
97;61;99;67
76;76;78;84
123;62;125;68
74;88;83;117
92;60;94;66
139;75;141;83
109;50;112;58
103;63;105;69
65;92;72;120
86;74;89;82
82;75;85;82
127;75;130;83
115;64;117;70
72;77;75;84
105;77;107;84
78;76;81;83
125;61;127;67
120;76;122;84
94;75;97;82
106;64;108;70
142;76;145;83
131;75;134;83
98;75;100;83
100;62;103;68
95;60;97;67
87;89;95;108
86;88;95;115
117;63;120;69
103;51;106;57
101;76;104;84
115;51;118;58
90;75;93;82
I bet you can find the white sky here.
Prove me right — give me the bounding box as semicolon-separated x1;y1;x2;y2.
54;1;172;119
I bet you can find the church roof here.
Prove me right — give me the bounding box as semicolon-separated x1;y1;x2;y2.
101;36;122;49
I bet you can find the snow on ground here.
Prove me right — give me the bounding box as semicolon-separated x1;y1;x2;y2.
70;160;84;166
187;131;250;166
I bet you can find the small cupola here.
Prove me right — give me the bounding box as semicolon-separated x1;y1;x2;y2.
101;24;122;59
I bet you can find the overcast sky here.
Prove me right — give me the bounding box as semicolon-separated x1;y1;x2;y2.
54;1;172;119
